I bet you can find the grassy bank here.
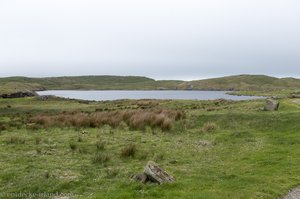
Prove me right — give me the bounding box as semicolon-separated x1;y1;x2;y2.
0;97;300;198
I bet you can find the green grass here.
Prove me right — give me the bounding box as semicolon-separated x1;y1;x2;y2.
0;97;300;198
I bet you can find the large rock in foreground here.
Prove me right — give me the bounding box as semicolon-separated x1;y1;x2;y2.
143;161;175;184
264;99;279;111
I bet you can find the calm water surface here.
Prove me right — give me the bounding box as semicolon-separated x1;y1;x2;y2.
37;90;264;101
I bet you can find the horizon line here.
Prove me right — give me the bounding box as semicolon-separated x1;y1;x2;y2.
0;74;300;81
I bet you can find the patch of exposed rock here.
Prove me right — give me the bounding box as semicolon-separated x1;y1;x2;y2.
0;91;36;98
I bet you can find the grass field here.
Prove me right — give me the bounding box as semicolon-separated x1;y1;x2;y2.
0;96;300;198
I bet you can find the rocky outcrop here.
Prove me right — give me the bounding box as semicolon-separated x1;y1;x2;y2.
37;95;56;101
0;91;36;98
132;161;175;184
289;93;300;98
264;99;279;111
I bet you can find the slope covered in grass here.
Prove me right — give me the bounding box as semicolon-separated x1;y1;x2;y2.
0;76;159;91
188;75;300;91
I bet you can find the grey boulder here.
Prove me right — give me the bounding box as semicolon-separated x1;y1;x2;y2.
144;161;175;184
264;99;279;111
132;161;175;184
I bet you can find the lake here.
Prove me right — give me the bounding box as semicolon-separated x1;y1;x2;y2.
37;90;264;101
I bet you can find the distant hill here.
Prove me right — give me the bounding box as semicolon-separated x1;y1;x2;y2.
0;75;300;95
0;76;183;94
186;75;300;91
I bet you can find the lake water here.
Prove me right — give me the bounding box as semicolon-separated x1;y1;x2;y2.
37;90;264;101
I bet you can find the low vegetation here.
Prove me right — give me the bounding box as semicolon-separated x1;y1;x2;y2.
92;153;111;164
5;135;26;144
69;142;77;151
0;96;300;198
29;109;185;131
96;140;105;151
201;122;217;133
121;143;137;158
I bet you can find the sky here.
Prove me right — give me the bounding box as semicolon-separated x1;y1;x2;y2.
0;0;299;80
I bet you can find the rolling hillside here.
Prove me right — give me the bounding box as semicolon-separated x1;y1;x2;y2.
0;75;300;96
0;76;174;94
188;75;300;91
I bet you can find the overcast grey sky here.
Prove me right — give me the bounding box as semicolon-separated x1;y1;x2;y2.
0;0;299;80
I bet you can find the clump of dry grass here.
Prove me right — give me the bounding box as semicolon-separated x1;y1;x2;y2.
96;140;105;151
36;147;42;154
0;124;7;131
26;123;40;130
69;142;77;151
44;171;50;179
29;109;185;131
77;136;83;142
6;136;26;144
92;153;110;164
201;122;217;133
161;117;172;131
121;143;136;158
35;137;42;145
154;153;164;162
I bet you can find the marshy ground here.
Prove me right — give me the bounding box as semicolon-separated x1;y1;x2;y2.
0;97;300;198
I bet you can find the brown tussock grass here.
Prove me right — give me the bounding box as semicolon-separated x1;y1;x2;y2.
201;122;217;133
121;143;136;158
29;109;185;131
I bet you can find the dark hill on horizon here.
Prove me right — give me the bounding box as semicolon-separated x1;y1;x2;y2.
0;75;300;95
